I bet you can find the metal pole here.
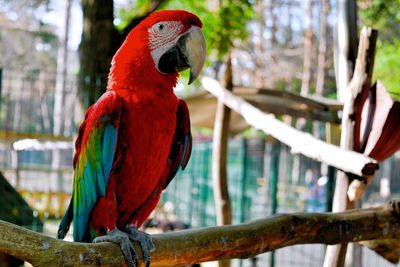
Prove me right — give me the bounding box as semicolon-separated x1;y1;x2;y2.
0;68;3;111
240;138;247;223
269;139;280;267
326;166;335;212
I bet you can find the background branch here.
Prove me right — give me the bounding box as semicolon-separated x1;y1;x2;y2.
201;77;378;177
1;201;400;266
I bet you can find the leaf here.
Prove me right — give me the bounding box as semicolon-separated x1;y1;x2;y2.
373;40;400;101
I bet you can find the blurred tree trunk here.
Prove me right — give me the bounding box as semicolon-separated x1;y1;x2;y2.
268;0;276;88
296;0;314;130
284;0;294;119
285;1;293;47
79;0;114;108
54;0;72;136
300;0;313;97
255;0;265;89
79;0;166;108
313;0;330;139
295;0;314;186
212;53;233;267
315;0;329;96
297;0;314;131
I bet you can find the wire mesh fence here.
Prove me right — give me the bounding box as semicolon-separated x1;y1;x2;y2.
0;68;77;137
161;136;400;267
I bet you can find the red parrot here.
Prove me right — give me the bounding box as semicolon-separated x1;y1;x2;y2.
57;10;206;267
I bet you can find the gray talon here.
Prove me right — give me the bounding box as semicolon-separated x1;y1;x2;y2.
93;227;155;267
93;229;137;267
126;225;155;266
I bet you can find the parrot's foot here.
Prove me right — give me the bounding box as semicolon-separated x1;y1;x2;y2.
93;228;154;267
125;225;155;265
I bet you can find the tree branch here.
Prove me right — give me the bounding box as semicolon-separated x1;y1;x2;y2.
1;201;400;266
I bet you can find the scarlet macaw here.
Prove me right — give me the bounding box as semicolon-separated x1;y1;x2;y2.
57;10;206;267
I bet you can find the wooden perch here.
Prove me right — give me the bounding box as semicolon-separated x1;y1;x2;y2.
201;77;378;177
2;201;400;266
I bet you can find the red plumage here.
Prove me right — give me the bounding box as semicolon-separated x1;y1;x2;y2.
80;10;198;237
57;13;204;263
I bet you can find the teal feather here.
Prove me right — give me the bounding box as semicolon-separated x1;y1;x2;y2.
179;135;189;169
96;168;106;196
58;91;121;243
85;170;96;204
73;122;118;242
102;126;117;184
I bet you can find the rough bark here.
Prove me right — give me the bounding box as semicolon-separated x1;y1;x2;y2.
1;201;400;266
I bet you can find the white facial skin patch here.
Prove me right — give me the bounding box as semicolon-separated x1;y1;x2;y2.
148;21;184;72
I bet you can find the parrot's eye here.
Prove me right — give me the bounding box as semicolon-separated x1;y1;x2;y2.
149;21;182;39
158;23;165;31
151;22;168;35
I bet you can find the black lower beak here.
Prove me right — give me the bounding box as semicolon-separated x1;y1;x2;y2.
158;39;190;74
157;26;206;84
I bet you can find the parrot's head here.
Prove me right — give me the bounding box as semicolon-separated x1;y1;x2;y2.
109;10;206;91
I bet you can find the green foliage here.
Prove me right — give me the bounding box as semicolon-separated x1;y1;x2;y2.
161;0;254;59
373;41;400;101
205;0;254;59
359;0;400;42
117;0;254;60
324;77;338;100
115;0;170;31
33;31;58;44
359;1;400;100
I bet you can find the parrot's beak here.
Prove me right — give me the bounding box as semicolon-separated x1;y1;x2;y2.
158;26;206;84
179;26;206;84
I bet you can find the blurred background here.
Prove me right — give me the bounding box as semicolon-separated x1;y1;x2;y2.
0;0;400;266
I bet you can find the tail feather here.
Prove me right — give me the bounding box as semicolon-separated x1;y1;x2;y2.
57;199;73;239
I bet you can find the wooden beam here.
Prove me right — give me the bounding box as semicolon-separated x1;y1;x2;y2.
0;131;73;143
184;88;342;134
234;86;343;111
323;27;378;267
212;53;233;267
200;77;378;177
1;201;400;266
212;54;233;228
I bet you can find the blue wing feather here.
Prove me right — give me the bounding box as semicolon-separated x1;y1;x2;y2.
56;91;121;242
179;135;189;169
101;125;118;186
73;124;118;242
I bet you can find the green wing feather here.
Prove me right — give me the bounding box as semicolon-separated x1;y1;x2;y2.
72;123;118;241
59;91;122;242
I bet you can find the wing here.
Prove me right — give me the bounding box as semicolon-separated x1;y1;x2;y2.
162;99;192;189
72;91;121;242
